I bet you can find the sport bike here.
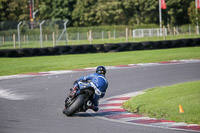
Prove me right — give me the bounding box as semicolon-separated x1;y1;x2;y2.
63;81;101;116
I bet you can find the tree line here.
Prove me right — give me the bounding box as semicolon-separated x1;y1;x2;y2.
0;0;199;27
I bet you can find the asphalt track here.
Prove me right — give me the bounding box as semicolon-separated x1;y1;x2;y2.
0;62;200;133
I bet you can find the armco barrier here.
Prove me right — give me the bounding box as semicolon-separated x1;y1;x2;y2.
0;38;199;57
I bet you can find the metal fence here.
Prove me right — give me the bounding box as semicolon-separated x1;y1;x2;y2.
133;28;167;38
0;20;200;50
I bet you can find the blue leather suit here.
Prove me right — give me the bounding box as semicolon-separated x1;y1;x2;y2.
74;73;108;109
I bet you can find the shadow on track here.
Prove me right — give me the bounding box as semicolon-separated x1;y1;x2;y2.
70;111;125;118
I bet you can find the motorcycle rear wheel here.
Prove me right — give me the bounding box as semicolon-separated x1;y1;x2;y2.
65;94;85;116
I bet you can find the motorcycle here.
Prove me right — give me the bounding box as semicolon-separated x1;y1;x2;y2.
63;81;101;116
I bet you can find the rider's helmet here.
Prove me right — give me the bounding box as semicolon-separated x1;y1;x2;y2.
96;66;106;76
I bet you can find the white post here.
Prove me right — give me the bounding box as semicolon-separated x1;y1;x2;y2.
108;31;111;39
196;0;199;34
45;34;47;42
113;30;116;39
53;32;55;47
159;0;162;28
126;28;128;42
40;20;45;48
102;30;104;41
89;30;92;44
2;36;4;44
64;20;68;45
77;32;79;42
56;20;68;45
142;29;144;37
189;25;191;35
149;29;151;37
27;35;29;45
17;21;22;49
13;34;16;49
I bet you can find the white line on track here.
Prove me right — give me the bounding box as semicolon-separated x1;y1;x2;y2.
0;88;28;100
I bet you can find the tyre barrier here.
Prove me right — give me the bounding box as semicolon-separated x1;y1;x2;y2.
0;38;199;57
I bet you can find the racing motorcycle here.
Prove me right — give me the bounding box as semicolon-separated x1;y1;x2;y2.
63;81;101;116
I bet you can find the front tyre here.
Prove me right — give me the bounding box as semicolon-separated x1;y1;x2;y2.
65;94;85;116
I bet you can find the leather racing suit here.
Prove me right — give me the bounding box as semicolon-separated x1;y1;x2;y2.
74;73;108;111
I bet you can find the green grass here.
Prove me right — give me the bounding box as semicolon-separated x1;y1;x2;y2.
123;81;200;125
0;46;200;76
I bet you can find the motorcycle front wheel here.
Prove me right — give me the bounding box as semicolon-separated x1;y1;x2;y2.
64;94;85;116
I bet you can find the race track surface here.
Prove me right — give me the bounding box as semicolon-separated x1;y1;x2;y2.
0;62;200;133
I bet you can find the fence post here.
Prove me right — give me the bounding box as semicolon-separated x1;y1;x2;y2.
196;25;199;35
77;32;79;42
26;35;29;45
113;30;116;39
126;28;128;42
141;30;144;37
102;30;104;41
173;27;176;35
189;25;191;36
17;21;22;49
87;32;89;40
46;34;48;42
40;20;45;48
2;36;4;44
167;24;172;35
53;32;55;47
89;30;92;44
13;34;16;49
24;35;26;43
64;20;68;45
163;26;166;40
108;31;111;39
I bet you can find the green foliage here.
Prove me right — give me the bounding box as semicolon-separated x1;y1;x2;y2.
166;0;193;25
188;1;200;26
0;0;29;21
39;0;76;26
72;0;98;26
0;0;9;21
0;0;197;27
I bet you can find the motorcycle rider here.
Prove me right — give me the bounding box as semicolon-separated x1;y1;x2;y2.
72;66;108;112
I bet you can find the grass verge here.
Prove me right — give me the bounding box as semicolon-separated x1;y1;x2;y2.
123;81;200;125
0;46;200;76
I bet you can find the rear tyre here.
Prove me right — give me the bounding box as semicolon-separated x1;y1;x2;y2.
65;94;85;116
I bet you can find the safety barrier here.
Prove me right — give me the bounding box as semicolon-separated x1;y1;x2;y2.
0;38;199;57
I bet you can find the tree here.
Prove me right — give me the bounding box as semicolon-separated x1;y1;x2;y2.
0;0;9;21
0;0;29;21
122;0;158;25
0;0;196;27
167;0;193;25
72;0;98;26
188;1;200;25
39;0;76;26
